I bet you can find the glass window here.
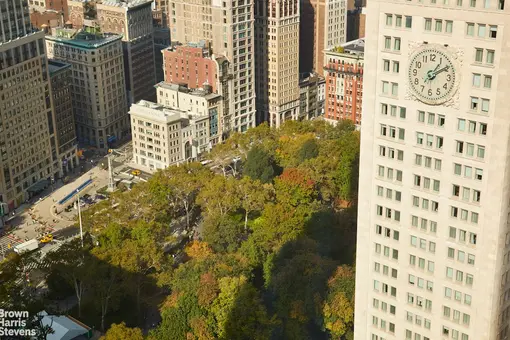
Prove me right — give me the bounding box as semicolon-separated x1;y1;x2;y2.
383;59;390;71
386;14;393;26
490;25;498;38
395;15;403;27
435;20;443;32
405;16;413;28
446;20;453;33
484;75;492;88
475;48;483;62
394;38;401;51
482;99;490;112
384;36;391;49
458;119;466;131
392;83;399;96
424;18;432;31
487;50;495;64
478;24;486;37
472;73;481;87
466;23;475;35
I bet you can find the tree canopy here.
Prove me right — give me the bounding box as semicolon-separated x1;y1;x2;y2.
0;120;360;339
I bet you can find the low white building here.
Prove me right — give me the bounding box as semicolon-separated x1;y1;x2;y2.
156;82;223;144
130;100;212;171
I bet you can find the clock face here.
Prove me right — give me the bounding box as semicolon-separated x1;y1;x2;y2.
408;47;458;105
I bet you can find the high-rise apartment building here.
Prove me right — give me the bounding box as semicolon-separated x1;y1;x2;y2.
46;28;128;150
355;1;510;340
324;38;364;125
168;0;256;134
0;0;55;209
299;0;347;75
48;60;79;176
255;0;300;127
96;0;156;104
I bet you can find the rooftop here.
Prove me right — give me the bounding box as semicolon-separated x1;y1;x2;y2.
130;100;211;123
99;0;153;9
343;38;365;52
48;59;72;75
156;82;221;100
46;28;122;49
130;100;187;124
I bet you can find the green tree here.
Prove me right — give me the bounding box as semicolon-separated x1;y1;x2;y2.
211;275;272;340
237;177;272;230
322;266;355;338
117;222;166;318
101;322;144;340
197;176;240;218
202;214;245;253
274;168;317;207
243;146;277;183
45;236;94;317
297;138;319;163
150;163;211;228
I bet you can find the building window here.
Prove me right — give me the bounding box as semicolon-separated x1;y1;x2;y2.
405;16;413;28
424;18;432;31
466;23;475;36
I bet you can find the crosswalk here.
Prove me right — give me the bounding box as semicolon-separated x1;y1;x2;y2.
0;234;22;253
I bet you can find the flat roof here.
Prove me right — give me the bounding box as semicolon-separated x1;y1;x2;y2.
156;82;221;100
99;0;153;9
130;100;187;124
48;59;71;75
46;28;122;49
342;38;365;53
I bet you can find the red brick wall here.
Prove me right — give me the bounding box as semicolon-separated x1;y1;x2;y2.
324;59;363;124
163;46;217;92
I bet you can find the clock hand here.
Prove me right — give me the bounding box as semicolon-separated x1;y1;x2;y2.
433;65;450;76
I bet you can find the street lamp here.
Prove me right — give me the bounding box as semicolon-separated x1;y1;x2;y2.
76;189;83;247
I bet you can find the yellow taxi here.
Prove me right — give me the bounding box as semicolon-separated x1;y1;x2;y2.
131;170;141;176
39;234;53;244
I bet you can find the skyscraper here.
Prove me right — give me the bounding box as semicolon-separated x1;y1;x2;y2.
46;28;128;149
299;0;347;75
355;1;509;340
168;0;256;134
254;0;300;127
0;0;55;208
96;0;157;104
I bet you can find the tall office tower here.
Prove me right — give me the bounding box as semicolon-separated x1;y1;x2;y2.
355;1;510;340
48;60;79;176
299;0;347;75
96;0;156;104
254;0;300;127
169;0;256;134
153;27;171;84
0;0;55;209
46;28;129;150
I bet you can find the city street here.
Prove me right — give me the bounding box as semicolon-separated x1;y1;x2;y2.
0;142;143;259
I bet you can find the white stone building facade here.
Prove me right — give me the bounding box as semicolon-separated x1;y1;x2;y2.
355;1;510;340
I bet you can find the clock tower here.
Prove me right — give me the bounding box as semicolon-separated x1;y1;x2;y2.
355;1;510;340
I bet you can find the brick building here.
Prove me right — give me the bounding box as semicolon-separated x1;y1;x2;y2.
324;38;364;126
162;44;218;93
